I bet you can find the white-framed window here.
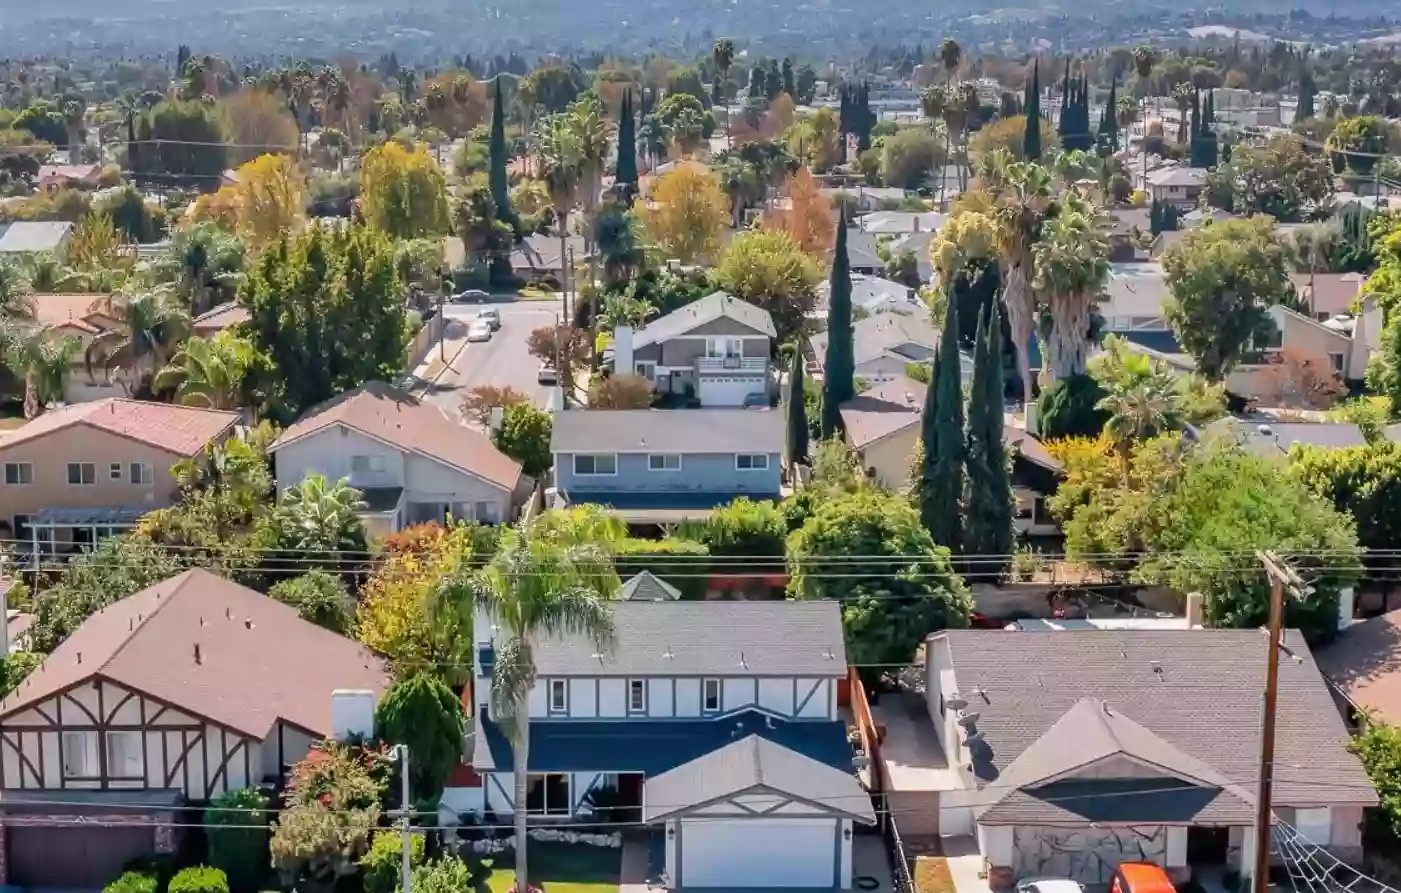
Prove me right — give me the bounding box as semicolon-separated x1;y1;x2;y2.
703;678;721;712
706;336;743;358
109;462;123;481
573;454;617;476
62;730;99;778
647;454;682;472
105;731;144;778
525;772;571;816
1329;352;1345;373
350;455;386;474
3;462;33;485
66;462;96;486
475;501;498;523
129;463;154;485
549;679;568;712
635;361;657;380
1294;807;1333;846
628;680;647;712
736;454;769;471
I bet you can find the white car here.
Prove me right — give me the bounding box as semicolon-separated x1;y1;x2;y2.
1017;879;1087;893
467;321;492;342
537;362;559;385
477;308;501;331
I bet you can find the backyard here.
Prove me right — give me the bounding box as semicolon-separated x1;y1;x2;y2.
479;841;622;893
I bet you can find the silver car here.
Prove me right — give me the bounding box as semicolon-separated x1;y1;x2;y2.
467;321;492;342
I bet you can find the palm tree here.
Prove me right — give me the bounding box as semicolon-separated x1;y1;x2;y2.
938;38;963;86
1031;193;1110;387
920;86;949;202
1096;340;1181;478
1132;45;1158;185
567;97;614;295
61;97;86;165
984;150;1055;404
637;114;669;171
0;323;77;419
1171;81;1195;144
153;331;254;410
442;518;618;893
712;39;736;109
160;223;246;315
535;113;585;315
85;292;191;394
593;206;646;288
0;260;34;320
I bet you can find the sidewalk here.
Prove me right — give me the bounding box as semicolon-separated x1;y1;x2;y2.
406;323;471;398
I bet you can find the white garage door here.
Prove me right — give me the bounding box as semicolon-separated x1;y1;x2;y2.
698;376;765;407
680;817;836;887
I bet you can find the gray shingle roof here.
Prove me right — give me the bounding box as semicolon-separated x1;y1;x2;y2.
1102;263;1170;317
551;409;784;454
811;311;943;369
529;600;847;677
634;291;776;348
618;570;682;601
1211;420;1368;456
0;221;72;253
937;629;1376;809
643;734;875;823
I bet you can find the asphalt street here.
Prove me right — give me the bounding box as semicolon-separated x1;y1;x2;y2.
418;297;565;420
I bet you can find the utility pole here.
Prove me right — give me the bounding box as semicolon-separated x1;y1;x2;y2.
394;744;413;893
1253;551;1312;893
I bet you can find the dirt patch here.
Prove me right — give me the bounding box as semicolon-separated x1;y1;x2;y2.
915;856;956;893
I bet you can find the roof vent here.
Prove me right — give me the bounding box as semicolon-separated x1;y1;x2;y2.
1151;661;1163;676
226;607;232;620
76;651;82;665
193;643;202;665
244;619;253;630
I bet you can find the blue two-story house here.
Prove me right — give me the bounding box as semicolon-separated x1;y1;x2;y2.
465;593;874;889
549;408;784;525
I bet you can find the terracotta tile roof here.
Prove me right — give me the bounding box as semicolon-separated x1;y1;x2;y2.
0;569;390;738
31;293;116;332
1316;610;1401;725
0;399;237;456
272;382;523;491
193;302;251;332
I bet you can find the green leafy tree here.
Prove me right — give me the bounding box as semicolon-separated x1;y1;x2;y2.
1161;217;1292;381
1291;442;1401;573
1205;135;1334;221
963;303;1013;561
359;141;451;239
268;570;354;633
132;100;229;188
1326;115;1390;176
270;741;386;885
0;651;43;697
714;229;820;348
1038;373;1110;439
407;858;473;893
919;297;965;552
788;488;971;667
13;101;67;145
492;402;552;478
690;496;787;563
261;475;368;583
881;129;944;191
374;673;466;801
1351;721;1401;849
205;788;270;893
821;215;855;437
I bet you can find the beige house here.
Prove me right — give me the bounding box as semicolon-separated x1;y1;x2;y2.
270;381;528;536
28;293;140;403
0;399;237;551
0;569;390;888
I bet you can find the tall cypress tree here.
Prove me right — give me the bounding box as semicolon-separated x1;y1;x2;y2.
1058;59;1072;141
616;91;638;198
489;78;515;231
963;302;1013;561
1022;61;1042;161
1298;72;1316;121
1098;78;1119;151
821;211;855;438
787;345;810;467
920;296;965;552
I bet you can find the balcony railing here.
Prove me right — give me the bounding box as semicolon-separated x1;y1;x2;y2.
695;356;767;373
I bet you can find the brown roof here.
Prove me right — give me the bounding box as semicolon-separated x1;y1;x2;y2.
0;399;238;456
1316;610;1401;724
1292;273;1366;317
193;302;251;333
272;381;523;491
1006;426;1063;473
0;569;389;737
31;293;117;333
839;376;925;448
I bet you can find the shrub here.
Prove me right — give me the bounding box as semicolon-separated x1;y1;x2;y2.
0;651;43;697
684;497;787;571
1038;373;1109;440
268;571;353;634
373;673;465;801
205;788;270;893
359;831;426;893
408;858;474;893
614;537;710;600
168;867;230;893
105;872;159;893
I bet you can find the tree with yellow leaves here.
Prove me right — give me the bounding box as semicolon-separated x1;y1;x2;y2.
761;166;834;258
66;211;126;274
359;141;451;240
642;161;729;265
189;153;308;248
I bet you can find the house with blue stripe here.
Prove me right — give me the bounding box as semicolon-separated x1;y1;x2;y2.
457;587;876;888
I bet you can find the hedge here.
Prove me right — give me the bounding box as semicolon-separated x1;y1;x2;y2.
105;872;159;893
615;537;710;600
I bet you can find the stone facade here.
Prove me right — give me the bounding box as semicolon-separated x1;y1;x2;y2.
1012;826;1167;884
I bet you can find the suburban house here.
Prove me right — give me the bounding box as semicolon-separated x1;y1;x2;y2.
269;381;528;536
811;312;961;383
36;163;103;193
0;399;237;552
1101;264;1179;354
0;221;74;257
920;629;1375;885
1144;167;1207;210
29;293;139;403
1316;608;1401;727
0;568;389;888
813;274;918;326
1292;273;1365;322
838;376;1063;534
612;291;775;407
550;409;784;524
845;229;885;277
191;302;251;338
510;235;592;284
857;211;945;235
463;598;876;888
1105;207;1151;262
1204;419;1368;456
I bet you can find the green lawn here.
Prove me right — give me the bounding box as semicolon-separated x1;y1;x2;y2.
480;841;621;893
0;417;25;431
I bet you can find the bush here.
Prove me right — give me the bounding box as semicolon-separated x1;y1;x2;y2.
359;831;426;893
1038;373;1109;440
615;537;710;600
267;571;353;634
685;497;786;571
408;858;474;893
105;872;159;893
168;867;229;893
0;651;43;696
205;788;270;893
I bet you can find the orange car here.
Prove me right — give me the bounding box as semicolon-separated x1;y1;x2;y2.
1111;862;1176;893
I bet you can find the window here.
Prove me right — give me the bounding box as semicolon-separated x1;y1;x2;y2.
129;463;154;485
549;679;568;712
1329;352;1346;373
109;462;123;481
62;731;98;778
573;454;617;476
1295;807;1333;846
3;462;33;485
635;361;656;380
475;501;497;523
350;455;385;474
629;680;647;712
735;454;769;471
647;454;681;472
105;731;144;778
66;462;96;485
525;773;571;816
703;678;721;712
706;336;742;358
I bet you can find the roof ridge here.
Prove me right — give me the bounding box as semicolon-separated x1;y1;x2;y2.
96;569;194;673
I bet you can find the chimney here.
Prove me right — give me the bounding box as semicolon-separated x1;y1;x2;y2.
1025;402;1039;436
1185;592;1204;629
613;325;635;378
331;690;378;741
1338;586;1356;633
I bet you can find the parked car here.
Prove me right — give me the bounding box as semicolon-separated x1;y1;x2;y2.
467;321;492;342
1017;879;1086;893
537;362;559;385
478;307;501;330
452;289;490;303
1109;863;1174;893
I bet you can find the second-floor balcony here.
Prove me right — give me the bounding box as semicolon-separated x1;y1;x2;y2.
696;356;767;373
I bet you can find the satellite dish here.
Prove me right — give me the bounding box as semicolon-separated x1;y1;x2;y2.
957;712;981;727
946;696;969;711
964;730;985;746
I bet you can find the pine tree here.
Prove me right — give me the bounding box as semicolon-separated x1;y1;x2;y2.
615;91;638;197
920;295;965;552
1298;72;1316;121
489;78;515;232
821;211;855;438
786;345;810;467
1022;61;1042;161
963;302;1013;561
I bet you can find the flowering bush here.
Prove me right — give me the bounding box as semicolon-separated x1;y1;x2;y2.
270;741;389;883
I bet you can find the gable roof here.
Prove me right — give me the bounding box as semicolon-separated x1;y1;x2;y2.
526;600;847;678
271;382;523;492
1211;419;1367;456
618;570;682;601
858;211;945;235
551;408;784;455
31;293;117;333
1292;273;1365;317
0;399;237;456
1146;167;1207;188
0;221;73;253
643;734;875;823
811;311;944;370
1316;609;1401;725
936;629;1376;809
839;376;926;449
0;569;389;738
193;302;251;332
634;292;776;348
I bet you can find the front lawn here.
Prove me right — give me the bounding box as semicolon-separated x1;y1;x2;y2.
480;841;621;893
